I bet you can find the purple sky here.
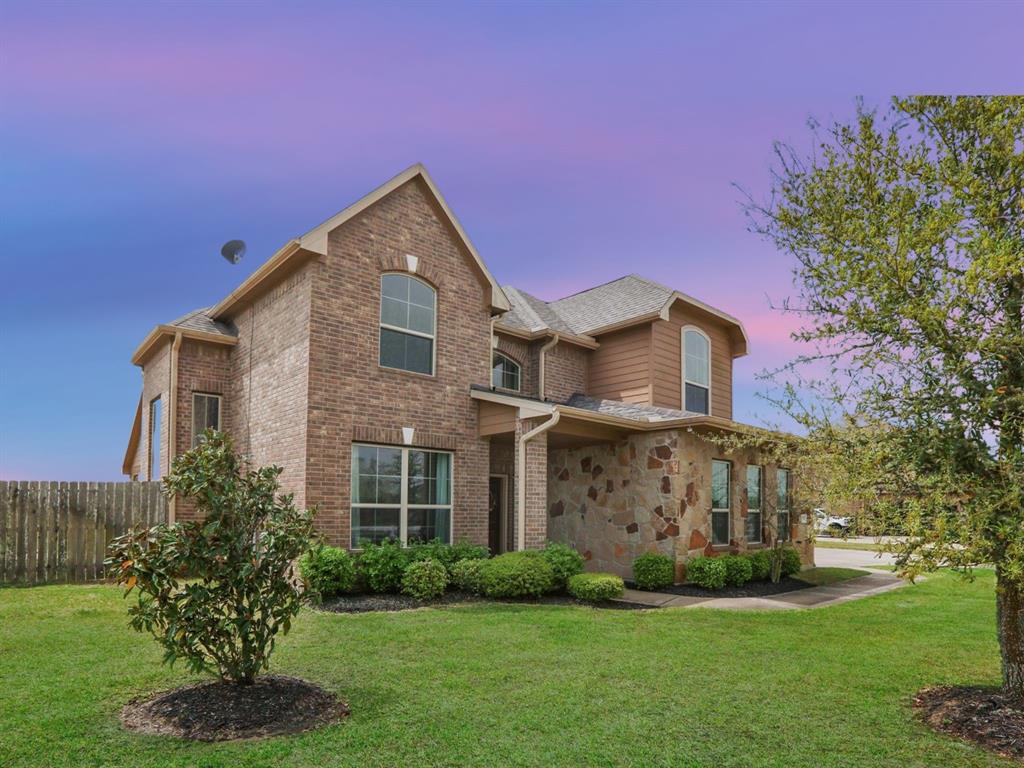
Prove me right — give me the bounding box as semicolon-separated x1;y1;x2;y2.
1;1;1020;480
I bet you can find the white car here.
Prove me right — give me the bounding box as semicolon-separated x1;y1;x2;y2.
814;508;852;536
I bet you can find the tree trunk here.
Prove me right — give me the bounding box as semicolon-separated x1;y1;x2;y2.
997;570;1024;700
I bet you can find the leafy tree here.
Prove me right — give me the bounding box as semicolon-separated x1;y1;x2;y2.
106;431;315;685
745;96;1024;696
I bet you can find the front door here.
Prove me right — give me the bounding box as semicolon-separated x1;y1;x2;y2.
488;476;505;554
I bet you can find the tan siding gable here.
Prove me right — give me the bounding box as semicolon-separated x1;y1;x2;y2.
586;324;652;404
651;304;734;419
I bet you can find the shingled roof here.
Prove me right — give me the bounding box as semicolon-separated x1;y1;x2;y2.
168;307;237;338
496;274;747;354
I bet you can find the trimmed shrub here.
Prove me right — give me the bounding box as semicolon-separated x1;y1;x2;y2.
402;558;448;600
357;540;409;593
479;551;555;598
747;550;772;581
299;545;357;599
450;558;487;594
780;546;803;577
567;572;625;602
722;555;753;587
633;552;674;591
686;556;727;589
406;539;490;574
541;541;585;590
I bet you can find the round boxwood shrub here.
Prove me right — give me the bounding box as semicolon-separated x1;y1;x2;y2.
722;554;753;587
780;546;803;577
356;540;409;593
406;539;489;573
686;556;727;589
541;541;584;590
479;551;555;598
747;550;772;581
633;551;674;591
567;572;625;602
450;558;486;594
299;545;357;599
402;558;448;600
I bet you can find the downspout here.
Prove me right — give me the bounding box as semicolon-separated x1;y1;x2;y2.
537;333;560;402
516;408;560;551
167;331;183;524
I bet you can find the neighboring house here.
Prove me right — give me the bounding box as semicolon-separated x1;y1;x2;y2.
123;164;812;578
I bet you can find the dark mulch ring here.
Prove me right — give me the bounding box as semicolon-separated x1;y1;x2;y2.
319;590;649;613
914;685;1024;762
624;576;814;599
121;674;349;742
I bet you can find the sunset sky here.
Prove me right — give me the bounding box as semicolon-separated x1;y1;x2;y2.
1;0;1021;480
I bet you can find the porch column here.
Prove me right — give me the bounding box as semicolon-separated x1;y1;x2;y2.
515;416;550;550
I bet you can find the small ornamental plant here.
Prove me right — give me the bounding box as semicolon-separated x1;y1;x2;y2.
722;555;753;587
106;431;315;685
633;552;674;591
567;572;625;602
479;551;555;598
686;556;727;590
300;545;357;599
450;558;487;594
402;558;448;600
541;541;585;589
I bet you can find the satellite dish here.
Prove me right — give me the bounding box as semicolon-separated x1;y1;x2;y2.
220;239;246;264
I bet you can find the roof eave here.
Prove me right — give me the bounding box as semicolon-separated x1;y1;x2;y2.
209;240;321;320
122;395;143;475
131;325;238;366
492;322;599;350
662;292;750;357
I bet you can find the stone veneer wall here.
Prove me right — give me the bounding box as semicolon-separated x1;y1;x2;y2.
546;429;813;580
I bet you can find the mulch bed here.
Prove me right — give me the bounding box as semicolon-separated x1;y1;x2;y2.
913;685;1024;762
319;590;648;614
625;576;815;599
121;674;349;742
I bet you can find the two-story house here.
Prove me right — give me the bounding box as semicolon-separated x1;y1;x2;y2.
123;164;812;579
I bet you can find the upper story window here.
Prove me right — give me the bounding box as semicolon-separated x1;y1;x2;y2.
192;393;221;448
379;273;436;375
682;327;710;415
492;352;521;391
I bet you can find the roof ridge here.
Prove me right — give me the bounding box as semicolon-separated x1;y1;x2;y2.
549;273;652;304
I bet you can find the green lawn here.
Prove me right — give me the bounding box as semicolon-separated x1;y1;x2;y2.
0;571;1009;768
794;566;870;585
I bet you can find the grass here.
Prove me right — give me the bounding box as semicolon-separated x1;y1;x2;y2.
794;566;870;585
0;571;1010;768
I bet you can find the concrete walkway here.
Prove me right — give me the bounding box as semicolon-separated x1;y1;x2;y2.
616;571;907;611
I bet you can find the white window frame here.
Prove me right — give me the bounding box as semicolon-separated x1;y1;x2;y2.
378;273;437;376
492;351;522;392
191;392;222;448
777;467;791;542
746;464;763;544
350;443;453;547
148;396;161;481
680;325;712;415
711;459;731;547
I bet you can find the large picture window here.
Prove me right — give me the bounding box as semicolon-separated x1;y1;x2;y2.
492;352;521;391
379;273;436;375
351;444;452;547
745;465;762;544
682;327;710;415
776;468;791;541
191;393;221;448
711;459;731;546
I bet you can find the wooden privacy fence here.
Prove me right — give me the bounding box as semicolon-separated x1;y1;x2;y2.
0;481;167;585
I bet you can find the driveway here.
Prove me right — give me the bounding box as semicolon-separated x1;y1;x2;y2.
814;541;899;569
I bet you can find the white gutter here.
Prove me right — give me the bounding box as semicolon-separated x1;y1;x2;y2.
537;333;560;401
516;408;560;550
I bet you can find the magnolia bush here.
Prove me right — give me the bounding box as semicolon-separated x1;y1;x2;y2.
106;432;315;685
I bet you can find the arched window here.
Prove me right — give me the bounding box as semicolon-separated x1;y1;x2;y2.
682;327;710;414
492;352;521;391
379;273;436;375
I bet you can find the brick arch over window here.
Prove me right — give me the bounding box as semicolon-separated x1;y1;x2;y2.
377;253;444;290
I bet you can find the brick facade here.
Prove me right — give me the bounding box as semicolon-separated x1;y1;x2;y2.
303;178;493;547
